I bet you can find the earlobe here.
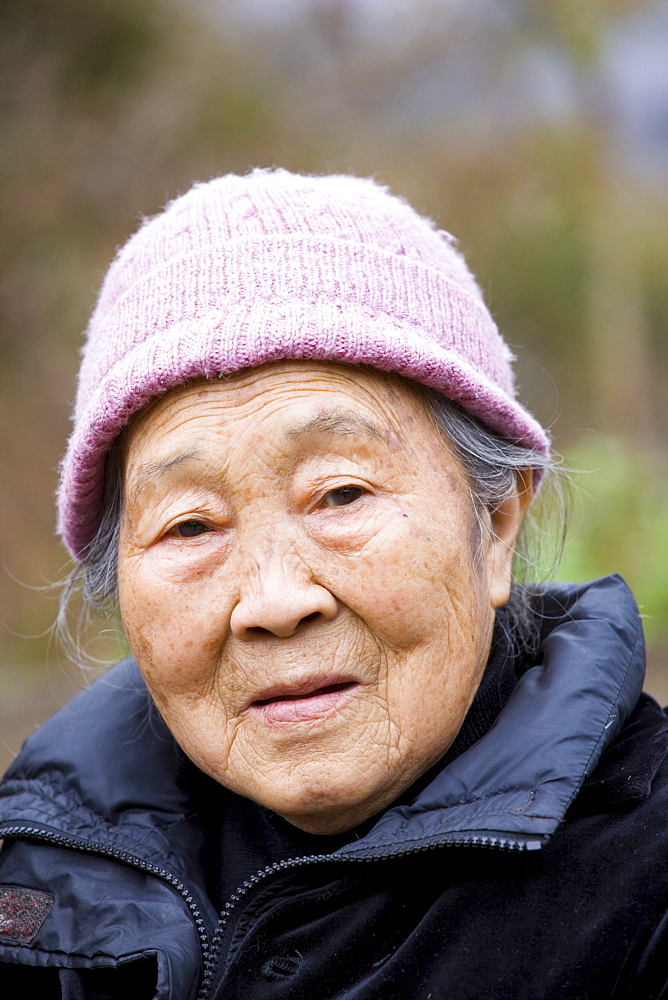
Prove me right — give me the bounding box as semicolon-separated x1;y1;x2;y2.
484;470;534;609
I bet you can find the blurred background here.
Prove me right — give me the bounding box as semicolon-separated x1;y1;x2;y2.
1;0;667;770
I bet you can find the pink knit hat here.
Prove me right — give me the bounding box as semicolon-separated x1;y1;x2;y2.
58;168;550;560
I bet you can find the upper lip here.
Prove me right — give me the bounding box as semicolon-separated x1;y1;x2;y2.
248;675;359;708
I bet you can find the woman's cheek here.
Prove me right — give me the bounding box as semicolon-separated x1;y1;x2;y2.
121;591;221;699
329;521;424;640
119;541;231;682
348;511;479;649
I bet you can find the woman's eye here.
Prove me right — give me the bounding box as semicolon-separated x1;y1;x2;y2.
322;485;364;508
170;520;210;538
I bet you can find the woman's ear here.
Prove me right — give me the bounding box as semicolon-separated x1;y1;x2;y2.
482;469;534;609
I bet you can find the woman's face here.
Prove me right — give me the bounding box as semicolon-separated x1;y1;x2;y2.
118;361;526;834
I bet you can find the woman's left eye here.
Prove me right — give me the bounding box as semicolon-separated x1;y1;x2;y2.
322;485;365;508
170;520;211;538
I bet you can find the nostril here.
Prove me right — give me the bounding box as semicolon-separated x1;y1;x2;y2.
301;611;321;625
245;625;274;638
243;611;323;639
230;583;339;639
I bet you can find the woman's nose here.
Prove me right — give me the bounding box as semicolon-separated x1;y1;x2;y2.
229;546;338;640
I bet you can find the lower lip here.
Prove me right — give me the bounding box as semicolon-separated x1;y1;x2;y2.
250;683;358;725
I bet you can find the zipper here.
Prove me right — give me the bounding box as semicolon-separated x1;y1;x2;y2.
0;824;211;967
1;822;542;1000
196;830;541;1000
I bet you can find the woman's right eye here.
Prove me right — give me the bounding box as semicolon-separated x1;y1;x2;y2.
170;520;210;538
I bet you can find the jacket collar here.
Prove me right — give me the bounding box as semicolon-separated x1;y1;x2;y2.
0;575;646;868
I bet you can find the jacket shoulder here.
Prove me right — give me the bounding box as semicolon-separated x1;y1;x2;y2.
569;691;668;818
0;659;212;879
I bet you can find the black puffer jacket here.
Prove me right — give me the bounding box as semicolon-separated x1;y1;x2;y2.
1;576;667;999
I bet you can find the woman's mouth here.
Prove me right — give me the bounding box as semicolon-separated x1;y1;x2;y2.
248;679;359;725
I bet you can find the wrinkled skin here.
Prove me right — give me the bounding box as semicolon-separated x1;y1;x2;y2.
118;361;530;835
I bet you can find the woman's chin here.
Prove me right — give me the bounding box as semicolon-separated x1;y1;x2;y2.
273;797;378;836
238;763;402;836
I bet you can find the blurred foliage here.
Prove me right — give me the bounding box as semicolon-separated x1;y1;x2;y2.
0;0;666;686
559;437;668;646
0;0;165;96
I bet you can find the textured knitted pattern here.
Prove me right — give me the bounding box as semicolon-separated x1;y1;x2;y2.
58;168;550;560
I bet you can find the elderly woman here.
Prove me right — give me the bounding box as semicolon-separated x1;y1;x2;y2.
0;170;666;999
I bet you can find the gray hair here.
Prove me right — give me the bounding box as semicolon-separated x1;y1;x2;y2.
418;386;567;654
57;383;566;665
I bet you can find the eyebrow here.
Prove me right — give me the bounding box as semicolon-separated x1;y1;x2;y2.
127;450;202;504
286;409;387;442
